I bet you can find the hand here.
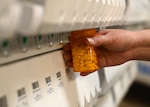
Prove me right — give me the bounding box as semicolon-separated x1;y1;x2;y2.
63;29;138;76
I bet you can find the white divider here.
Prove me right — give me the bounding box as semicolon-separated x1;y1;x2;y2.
93;0;104;27
0;0;127;36
75;0;91;30
17;3;44;35
43;0;66;32
84;0;97;28
116;0;125;25
110;0;119;26
59;0;79;31
105;0;113;26
119;0;126;24
99;0;109;27
0;2;21;39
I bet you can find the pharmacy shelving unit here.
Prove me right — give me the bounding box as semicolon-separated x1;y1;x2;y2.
0;0;142;107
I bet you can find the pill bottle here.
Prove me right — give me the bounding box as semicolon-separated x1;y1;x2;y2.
69;29;99;72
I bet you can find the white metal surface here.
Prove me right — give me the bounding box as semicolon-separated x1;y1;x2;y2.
0;50;101;107
0;1;21;39
0;0;127;38
95;62;137;107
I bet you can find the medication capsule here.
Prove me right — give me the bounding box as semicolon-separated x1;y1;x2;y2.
69;29;99;72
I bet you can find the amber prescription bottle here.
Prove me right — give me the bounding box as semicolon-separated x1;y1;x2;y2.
69;29;99;72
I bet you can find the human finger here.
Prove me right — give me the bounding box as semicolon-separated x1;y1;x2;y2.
80;71;95;76
66;61;73;67
86;34;115;47
80;72;91;76
63;43;71;52
63;52;72;62
63;52;73;67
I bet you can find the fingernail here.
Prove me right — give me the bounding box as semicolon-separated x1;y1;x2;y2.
87;38;95;44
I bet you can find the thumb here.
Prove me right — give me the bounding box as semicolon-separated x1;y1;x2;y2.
86;34;114;47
